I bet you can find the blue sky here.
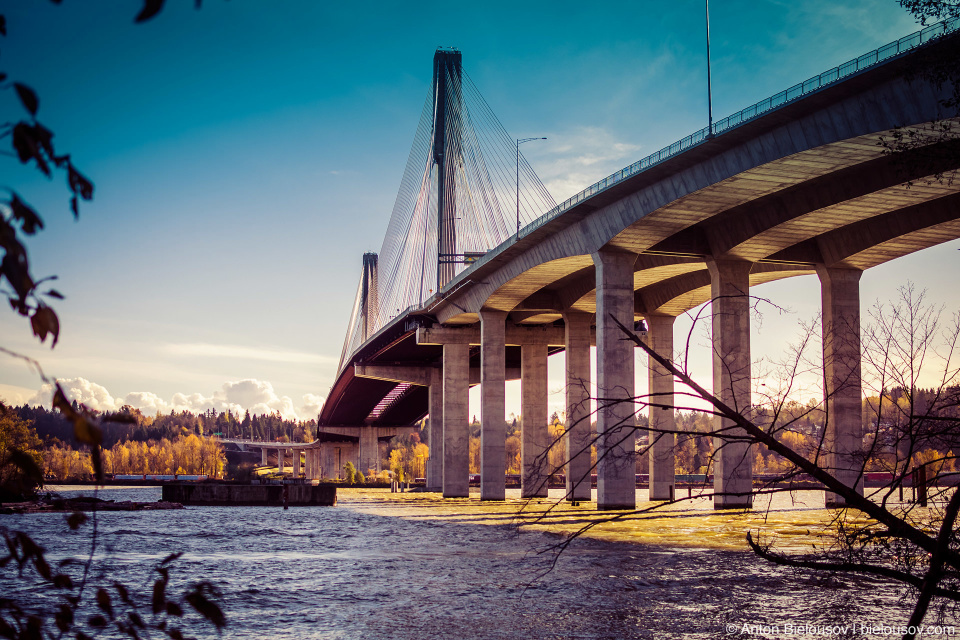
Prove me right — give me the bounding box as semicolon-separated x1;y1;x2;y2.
0;0;953;420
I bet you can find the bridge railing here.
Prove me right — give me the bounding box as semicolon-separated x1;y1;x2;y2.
516;15;960;240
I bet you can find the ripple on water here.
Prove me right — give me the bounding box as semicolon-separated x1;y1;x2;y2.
2;485;951;639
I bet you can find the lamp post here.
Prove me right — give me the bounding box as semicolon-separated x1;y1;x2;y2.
706;0;713;137
517;137;546;236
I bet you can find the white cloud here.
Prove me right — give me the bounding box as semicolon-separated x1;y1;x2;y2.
162;343;336;365
531;126;643;203
29;377;317;421
30;377;120;412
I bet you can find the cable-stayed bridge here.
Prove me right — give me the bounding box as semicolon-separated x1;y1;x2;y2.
309;20;960;509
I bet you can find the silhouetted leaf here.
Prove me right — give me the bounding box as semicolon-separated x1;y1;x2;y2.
12;122;50;175
55;604;73;631
46;288;64;299
68;163;94;200
70;195;78;218
184;582;225;629
159;552;183;567
165;601;183;617
0;73;7;82
88;614;108;628
8;448;43;486
152;578;167;614
168;629;185;640
135;0;166;23
66;510;88;530
0;15;6;36
115;582;132;606
53;573;74;589
9;193;44;235
96;588;114;618
13;83;38;115
90;445;103;482
30;305;60;347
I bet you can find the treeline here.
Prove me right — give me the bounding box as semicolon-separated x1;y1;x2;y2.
44;434;227;481
10;404;317;448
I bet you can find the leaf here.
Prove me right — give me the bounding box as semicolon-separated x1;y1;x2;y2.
13;83;38;116
114;582;132;606
0;73;7;82
9;192;44;235
184;583;225;629
0;15;6;36
96;587;113;618
87;614;108;628
135;0;166;23
159;552;183;567
46;289;64;299
12;122;50;175
67;163;94;200
165;601;183;617
152;578;167;614
30;305;60;347
53;573;74;589
66;511;88;530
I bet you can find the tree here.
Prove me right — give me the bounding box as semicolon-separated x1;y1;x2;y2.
529;286;960;639
0;404;43;500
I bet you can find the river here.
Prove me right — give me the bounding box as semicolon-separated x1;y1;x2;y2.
1;486;955;639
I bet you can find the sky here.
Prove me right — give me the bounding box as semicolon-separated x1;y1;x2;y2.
0;0;955;422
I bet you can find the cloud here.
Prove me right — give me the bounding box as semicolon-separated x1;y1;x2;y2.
29;377;323;422
163;343;336;365
30;377;119;412
530;126;643;202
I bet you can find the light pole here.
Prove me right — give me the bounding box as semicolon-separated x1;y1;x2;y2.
517;137;546;235
706;0;713;137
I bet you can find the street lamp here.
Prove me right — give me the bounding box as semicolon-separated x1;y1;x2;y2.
517;136;546;235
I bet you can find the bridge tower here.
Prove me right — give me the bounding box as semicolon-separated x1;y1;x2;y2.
360;252;378;342
432;48;463;290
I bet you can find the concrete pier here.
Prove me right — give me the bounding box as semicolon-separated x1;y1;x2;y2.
708;259;753;509
359;428;378;476
277;448;284;475
427;380;444;492
646;314;676;501
521;343;549;499
563;311;593;502
818;266;866;507
443;343;470;497
480;310;507;501
261;449;267;466
593;249;638;510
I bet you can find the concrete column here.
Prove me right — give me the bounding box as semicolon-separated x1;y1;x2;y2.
443;343;470;497
359;428;378;476
480;310;507;501
293;450;301;477
521;343;549;498
277;448;284;474
593;249;638;510
818;266;865;507
646;314;676;501
562;311;593;502
707;258;753;509
261;448;267;466
304;448;311;479
426;380;444;492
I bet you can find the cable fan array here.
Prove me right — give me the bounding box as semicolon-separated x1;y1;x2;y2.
338;54;556;373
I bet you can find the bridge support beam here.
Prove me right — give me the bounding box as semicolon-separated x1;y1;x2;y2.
277;448;284;475
646;314;676;501
443;343;470;497
708;258;754;509
818;266;865;507
521;343;549;498
261;449;267;466
480;310;507;500
593;249;638;510
563;311;593;502
359;429;378;477
427;382;444;492
293;450;301;478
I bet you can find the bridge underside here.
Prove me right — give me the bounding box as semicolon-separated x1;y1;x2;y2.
320;28;960;507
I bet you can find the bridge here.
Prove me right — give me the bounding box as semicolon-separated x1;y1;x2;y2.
308;19;958;509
